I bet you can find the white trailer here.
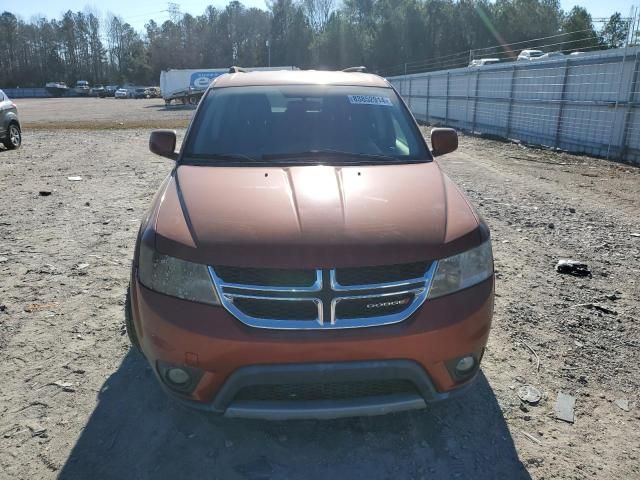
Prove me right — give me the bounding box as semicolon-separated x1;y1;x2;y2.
160;66;296;105
160;66;297;105
160;69;225;105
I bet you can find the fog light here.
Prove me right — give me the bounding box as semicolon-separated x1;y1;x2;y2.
455;356;476;374
166;367;191;386
157;361;203;394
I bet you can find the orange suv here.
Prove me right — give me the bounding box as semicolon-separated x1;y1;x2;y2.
126;68;494;419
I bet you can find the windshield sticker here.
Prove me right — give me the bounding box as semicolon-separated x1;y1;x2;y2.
348;95;393;106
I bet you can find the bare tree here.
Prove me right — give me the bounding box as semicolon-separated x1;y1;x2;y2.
303;0;334;32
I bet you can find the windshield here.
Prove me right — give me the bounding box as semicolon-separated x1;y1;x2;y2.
184;85;429;164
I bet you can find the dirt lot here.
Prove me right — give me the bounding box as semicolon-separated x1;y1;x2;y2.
0;98;639;480
15;97;193;130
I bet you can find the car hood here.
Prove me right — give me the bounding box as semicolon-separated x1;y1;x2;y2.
153;162;486;268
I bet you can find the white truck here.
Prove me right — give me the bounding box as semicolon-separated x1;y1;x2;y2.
160;66;296;105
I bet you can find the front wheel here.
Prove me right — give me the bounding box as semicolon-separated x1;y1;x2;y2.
124;286;142;352
3;123;21;150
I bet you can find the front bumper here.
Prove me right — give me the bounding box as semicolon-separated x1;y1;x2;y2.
164;360;479;420
131;275;493;419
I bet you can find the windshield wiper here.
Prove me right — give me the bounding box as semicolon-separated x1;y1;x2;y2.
185;153;263;163
262;150;401;162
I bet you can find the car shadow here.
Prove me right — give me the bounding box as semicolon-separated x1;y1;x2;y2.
58;351;530;480
144;104;196;111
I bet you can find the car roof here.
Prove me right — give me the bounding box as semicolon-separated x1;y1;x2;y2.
212;70;391;89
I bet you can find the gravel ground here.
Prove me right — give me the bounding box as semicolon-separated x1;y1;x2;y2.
0;99;639;479
13;97;193;129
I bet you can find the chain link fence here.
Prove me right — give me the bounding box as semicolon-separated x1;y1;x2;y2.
388;46;640;164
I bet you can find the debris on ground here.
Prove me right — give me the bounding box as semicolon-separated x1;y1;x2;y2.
631;233;640;237
614;399;630;412
52;381;75;392
67;176;83;181
556;259;591;277
24;302;59;313
517;341;541;372
521;431;542;445
25;422;47;438
517;385;542;405
38;190;52;196
555;392;576;423
574;303;618;315
28;264;58;275
72;263;90;275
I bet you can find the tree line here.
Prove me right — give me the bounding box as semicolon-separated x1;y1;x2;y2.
0;0;632;88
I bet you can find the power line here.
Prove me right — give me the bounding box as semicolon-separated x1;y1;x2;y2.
379;27;625;76
381;28;603;75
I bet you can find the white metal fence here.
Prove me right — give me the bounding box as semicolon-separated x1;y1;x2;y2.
388;46;640;164
2;88;50;98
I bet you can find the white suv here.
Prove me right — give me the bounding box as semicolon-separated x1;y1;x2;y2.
517;49;544;61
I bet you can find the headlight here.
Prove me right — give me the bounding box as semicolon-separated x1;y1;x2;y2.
138;242;220;305
428;241;493;299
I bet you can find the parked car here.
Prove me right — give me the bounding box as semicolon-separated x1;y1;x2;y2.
0;89;21;150
517;49;544;61
100;85;118;98
127;68;495;420
133;88;148;99
75;80;90;96
44;81;69;97
538;51;564;60
469;58;500;67
145;87;161;98
90;84;105;96
115;88;130;99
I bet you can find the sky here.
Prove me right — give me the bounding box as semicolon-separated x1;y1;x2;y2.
9;0;638;32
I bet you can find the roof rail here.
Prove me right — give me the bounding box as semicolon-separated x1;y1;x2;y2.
342;66;367;73
228;66;248;73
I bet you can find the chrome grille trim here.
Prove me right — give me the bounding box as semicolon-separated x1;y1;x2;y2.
208;262;437;330
329;269;427;291
220;293;324;329
210;268;322;293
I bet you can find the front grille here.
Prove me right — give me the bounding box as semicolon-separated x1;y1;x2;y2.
210;261;436;330
214;266;317;287
335;262;432;286
233;379;419;402
232;297;318;321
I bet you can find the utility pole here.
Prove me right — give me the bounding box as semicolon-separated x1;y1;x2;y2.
266;40;271;67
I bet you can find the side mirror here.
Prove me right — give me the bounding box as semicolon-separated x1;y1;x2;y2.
149;130;178;160
430;128;458;157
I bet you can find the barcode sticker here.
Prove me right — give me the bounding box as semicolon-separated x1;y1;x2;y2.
348;95;393;106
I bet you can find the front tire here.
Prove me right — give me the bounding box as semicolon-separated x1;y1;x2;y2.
125;286;142;352
3;123;21;150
